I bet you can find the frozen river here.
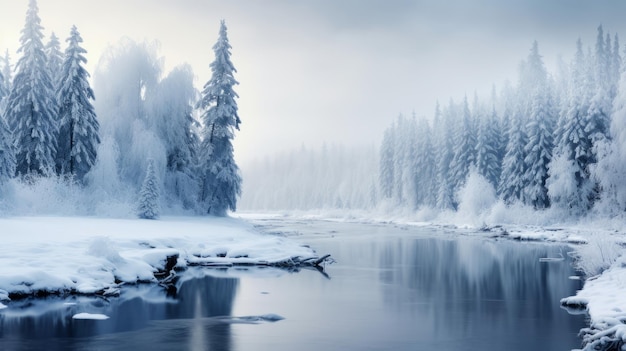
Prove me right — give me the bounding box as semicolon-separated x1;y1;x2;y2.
0;217;586;350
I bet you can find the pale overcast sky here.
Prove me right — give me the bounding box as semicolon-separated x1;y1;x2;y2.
2;0;626;166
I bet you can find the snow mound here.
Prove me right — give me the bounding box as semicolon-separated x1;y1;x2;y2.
562;253;626;349
0;216;320;298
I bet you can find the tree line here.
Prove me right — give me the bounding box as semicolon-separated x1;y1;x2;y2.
0;0;242;217
380;25;626;216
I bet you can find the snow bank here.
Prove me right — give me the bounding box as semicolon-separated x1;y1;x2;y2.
561;254;626;350
0;216;318;298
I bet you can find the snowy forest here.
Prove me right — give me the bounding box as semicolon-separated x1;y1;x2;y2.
378;26;626;218
243;25;626;222
0;0;242;217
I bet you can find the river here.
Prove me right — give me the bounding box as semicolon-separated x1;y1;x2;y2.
0;217;586;350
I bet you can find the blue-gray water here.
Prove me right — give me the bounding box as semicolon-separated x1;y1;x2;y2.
0;218;586;351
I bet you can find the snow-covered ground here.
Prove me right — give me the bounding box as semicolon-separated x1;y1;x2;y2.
238;210;626;350
561;255;626;350
0;216;318;300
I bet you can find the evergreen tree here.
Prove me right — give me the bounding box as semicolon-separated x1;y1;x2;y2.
548;39;595;213
56;25;100;181
0;70;5;108
435;100;456;209
523;86;554;208
379;124;395;199
499;107;527;204
399;113;421;209
450;96;476;194
586;26;611;145
0;114;15;183
611;34;621;98
1;50;12;94
45;32;63;88
0;53;11;114
595;56;626;213
137;159;160;219
553;55;571;149
392;114;408;204
4;0;58;177
498;82;516;171
475;104;500;189
0;54;11;139
197;20;242;216
518;41;548;114
414;116;436;207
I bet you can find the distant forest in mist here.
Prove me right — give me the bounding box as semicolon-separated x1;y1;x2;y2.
242;25;626;220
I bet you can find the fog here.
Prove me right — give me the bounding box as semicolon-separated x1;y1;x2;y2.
2;0;626;167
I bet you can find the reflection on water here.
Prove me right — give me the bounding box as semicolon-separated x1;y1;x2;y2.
0;275;238;351
374;237;583;350
0;220;586;351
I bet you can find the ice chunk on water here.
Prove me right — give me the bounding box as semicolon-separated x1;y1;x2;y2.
72;313;110;320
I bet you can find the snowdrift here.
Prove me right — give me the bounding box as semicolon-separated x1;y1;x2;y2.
0;216;324;299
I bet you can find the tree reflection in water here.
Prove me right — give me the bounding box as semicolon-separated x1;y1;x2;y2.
376;237;583;350
0;274;239;351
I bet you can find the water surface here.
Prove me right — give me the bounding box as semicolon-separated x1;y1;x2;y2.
0;218;586;350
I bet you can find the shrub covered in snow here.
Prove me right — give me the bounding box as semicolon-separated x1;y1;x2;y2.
456;169;497;225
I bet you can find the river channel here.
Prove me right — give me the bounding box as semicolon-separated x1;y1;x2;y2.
0;217;587;350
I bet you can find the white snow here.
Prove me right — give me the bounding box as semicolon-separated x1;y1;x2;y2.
0;216;316;298
561;255;626;348
72;313;109;320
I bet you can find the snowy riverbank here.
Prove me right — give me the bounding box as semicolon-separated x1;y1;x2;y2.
0;216;320;304
237;210;626;350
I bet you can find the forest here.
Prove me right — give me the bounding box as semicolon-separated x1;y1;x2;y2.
243;25;626;223
0;0;241;217
379;26;623;217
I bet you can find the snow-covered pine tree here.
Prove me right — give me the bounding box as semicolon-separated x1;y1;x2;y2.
586;26;611;147
475;103;500;189
499;106;527;204
581;28;613;207
0;50;13;103
56;25;100;181
497;82;516;174
391;114;408;204
450;96;476;195
553;56;571;151
518;41;547;112
594;52;626;213
401;115;418;208
548;39;595;214
197;20;242;216
610;34;621;99
1;50;12;94
414;116;436;207
522;85;554;208
137;159;160;219
379;124;395;199
45;32;63;90
0;52;11;113
0;114;15;183
4;0;58;177
435;100;457;210
0;70;5;109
